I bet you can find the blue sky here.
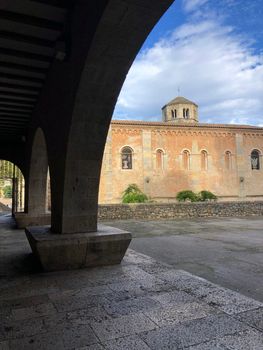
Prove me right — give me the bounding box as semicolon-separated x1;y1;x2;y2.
114;0;263;125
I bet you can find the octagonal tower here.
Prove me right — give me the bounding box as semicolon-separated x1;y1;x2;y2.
162;96;198;123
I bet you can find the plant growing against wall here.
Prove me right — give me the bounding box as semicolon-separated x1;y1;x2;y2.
122;184;148;203
176;190;199;202
3;185;12;198
199;190;217;201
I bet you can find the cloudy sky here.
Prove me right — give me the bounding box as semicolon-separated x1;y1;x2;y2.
113;0;263;125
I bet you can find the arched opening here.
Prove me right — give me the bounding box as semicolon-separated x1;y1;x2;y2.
0;160;25;213
27;128;49;216
225;151;232;170
156;149;164;170
121;147;133;170
251;149;260;170
182;150;190;170
201;150;208;171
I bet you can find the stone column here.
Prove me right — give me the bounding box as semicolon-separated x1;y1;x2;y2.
15;129;50;228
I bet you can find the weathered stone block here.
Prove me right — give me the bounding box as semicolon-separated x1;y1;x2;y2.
15;213;51;229
25;225;131;272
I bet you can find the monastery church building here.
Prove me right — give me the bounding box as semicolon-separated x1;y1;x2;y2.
99;96;263;204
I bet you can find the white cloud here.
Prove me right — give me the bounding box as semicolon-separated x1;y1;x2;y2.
183;0;209;12
114;16;263;126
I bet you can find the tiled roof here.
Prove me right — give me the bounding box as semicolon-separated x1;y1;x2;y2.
111;119;263;131
162;96;198;108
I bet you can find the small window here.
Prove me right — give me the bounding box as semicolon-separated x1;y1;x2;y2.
186;108;190;118
251;149;260;170
174;109;177;118
183;108;186;118
156;149;164;170
201;150;208;171
121;147;133;169
182;150;190;170
225;151;232;170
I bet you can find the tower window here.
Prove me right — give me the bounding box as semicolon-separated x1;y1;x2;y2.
171;110;177;119
251;149;260;170
121;147;133;169
225;151;232;170
201;150;208;171
156;149;164;170
182;150;190;170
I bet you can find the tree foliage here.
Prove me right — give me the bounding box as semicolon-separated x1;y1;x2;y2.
3;185;12;198
198;190;217;201
176;190;217;202
122;184;148;203
176;190;199;202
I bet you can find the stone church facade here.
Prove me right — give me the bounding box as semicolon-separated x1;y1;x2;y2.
99;97;263;203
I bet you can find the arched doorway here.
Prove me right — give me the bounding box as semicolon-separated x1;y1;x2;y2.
0;160;25;214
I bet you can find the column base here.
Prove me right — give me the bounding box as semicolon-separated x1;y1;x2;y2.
25;224;132;271
15;213;51;229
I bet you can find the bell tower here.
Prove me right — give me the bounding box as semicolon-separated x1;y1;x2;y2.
162;96;198;123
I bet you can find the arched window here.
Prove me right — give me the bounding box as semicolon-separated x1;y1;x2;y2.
182;150;190;170
156;149;164;170
171;110;174;119
121;147;133;169
183;108;186;118
201;150;208;171
251;149;260;170
174;109;177;118
225;151;232;170
186;108;190;118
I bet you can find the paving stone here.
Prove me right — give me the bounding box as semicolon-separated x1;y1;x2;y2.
0;317;46;340
220;328;263;349
11;302;57;321
67;305;111;323
53;295;108;313
0;294;50;309
0;341;9;350
203;288;263;314
123;250;156;265
9;332;64;350
90;313;157;342
145;301;218;327
103;296;160;317
58;323;99;349
138;262;175;275
103;335;151;350
234;307;263;331
141;314;249;349
75;344;105;350
187;340;229;349
150;290;195;306
121;265;158;282
157;270;217;297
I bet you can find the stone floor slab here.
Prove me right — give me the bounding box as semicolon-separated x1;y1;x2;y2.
103;335;151;350
141;313;249;349
145;301;218;327
90;313;156;342
1;215;263;350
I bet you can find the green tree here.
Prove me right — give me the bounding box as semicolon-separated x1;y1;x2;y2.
122;184;148;203
199;190;217;201
176;190;199;202
3;185;12;198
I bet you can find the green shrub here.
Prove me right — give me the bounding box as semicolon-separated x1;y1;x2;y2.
199;190;217;201
3;185;12;198
122;184;148;203
176;190;199;202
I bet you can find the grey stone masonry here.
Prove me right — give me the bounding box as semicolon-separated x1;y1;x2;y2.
98;201;263;221
1;246;263;349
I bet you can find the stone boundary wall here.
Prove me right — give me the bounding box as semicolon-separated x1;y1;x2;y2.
98;201;263;221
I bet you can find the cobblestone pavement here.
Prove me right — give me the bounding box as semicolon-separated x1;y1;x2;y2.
1;216;263;349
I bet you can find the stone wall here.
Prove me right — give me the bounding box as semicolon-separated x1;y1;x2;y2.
98;201;263;221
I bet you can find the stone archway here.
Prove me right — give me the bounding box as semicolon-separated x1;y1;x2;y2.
24;1;174;270
15;128;50;228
